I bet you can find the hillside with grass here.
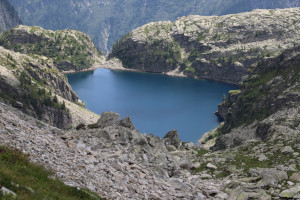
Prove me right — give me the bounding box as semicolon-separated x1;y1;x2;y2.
0;40;99;129
0;146;103;200
0;25;105;72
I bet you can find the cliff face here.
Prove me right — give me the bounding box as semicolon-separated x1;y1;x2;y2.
0;25;105;71
212;45;300;149
110;8;300;84
0;43;99;129
0;46;74;129
0;0;21;32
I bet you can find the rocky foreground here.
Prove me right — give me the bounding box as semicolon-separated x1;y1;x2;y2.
1;100;300;199
0;102;230;199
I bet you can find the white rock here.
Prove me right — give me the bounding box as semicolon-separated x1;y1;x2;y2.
207;163;217;170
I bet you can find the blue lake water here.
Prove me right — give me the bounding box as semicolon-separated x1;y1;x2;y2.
67;68;237;143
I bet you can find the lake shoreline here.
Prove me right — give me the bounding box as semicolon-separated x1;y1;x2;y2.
63;60;239;86
67;66;238;144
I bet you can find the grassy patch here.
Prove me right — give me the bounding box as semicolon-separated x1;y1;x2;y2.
228;90;241;95
197;148;209;157
0;28;101;72
0;146;103;200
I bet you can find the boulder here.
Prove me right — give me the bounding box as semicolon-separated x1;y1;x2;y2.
97;112;120;128
279;184;300;198
290;173;300;182
249;168;288;187
281;146;294;153
0;186;17;198
163;129;182;150
119;117;134;129
258;154;268;161
76;123;86;130
179;160;193;170
206;163;217;170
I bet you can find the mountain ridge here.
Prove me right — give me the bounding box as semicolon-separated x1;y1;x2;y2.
8;0;300;54
109;7;300;84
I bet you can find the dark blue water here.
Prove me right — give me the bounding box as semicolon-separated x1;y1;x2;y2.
67;68;237;143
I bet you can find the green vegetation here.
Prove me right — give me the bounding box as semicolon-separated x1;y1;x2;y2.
0;146;103;200
232;69;278;127
184;67;195;73
200;126;223;145
112;39;182;70
19;71;67;116
222;54;300;131
194;140;300;179
228;89;241;95
0;27;101;71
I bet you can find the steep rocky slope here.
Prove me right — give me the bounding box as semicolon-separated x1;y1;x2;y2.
0;44;99;129
1;102;300;199
0;0;21;32
208;45;300;150
110;8;300;84
0;104;230;199
8;0;300;54
0;25;105;71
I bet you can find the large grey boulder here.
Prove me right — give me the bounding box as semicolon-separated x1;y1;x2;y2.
279;184;300;198
249;168;288;187
97;112;120;128
119;117;134;129
163;129;182;150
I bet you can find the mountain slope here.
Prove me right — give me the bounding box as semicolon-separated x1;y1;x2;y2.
0;0;21;32
110;8;300;84
0;25;105;72
8;0;300;54
0;27;100;129
210;45;300;150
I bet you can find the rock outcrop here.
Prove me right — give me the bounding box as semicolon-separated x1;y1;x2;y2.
110;8;300;84
0;25;105;71
0;0;21;32
211;45;300;150
0;46;98;129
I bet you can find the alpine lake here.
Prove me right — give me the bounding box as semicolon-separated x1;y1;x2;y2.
67;68;237;143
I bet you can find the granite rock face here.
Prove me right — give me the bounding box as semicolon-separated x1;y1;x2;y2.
0;46;98;129
110;8;300;84
212;46;300;150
